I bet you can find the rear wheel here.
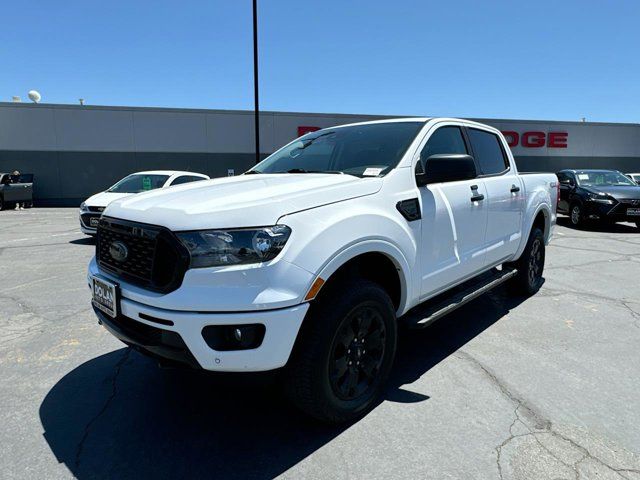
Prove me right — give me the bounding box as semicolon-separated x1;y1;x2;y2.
570;203;583;227
508;227;545;296
285;280;397;423
636;221;640;230
0;196;4;211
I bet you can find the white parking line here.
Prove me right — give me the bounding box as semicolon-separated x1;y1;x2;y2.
0;231;78;247
0;275;62;293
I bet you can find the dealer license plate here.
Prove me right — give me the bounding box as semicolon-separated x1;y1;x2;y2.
627;208;640;216
91;276;118;318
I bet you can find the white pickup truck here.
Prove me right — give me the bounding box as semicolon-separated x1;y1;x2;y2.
88;118;557;422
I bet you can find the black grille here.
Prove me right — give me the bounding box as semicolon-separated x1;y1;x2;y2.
618;199;640;205
88;206;105;213
80;212;101;228
96;217;190;293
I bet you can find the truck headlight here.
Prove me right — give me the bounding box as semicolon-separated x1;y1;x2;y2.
176;225;292;268
586;193;615;204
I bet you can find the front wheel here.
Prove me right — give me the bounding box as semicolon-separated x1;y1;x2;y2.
285;280;397;423
636;221;640;230
508;227;545;296
570;203;583;227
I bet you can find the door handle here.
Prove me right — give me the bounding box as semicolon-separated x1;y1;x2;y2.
470;193;485;202
510;185;520;193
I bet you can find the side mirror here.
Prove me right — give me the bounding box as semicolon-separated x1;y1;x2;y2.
416;154;477;186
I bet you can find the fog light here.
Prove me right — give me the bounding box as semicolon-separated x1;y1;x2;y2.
202;324;266;351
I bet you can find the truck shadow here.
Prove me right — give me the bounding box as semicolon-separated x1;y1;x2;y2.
69;237;96;245
556;216;639;233
39;286;526;479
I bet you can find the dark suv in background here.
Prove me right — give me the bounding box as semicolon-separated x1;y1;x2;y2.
557;169;640;229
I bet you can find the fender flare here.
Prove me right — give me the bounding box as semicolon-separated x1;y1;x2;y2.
312;239;413;316
515;202;552;259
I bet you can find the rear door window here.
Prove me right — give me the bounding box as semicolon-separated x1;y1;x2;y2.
467;128;509;175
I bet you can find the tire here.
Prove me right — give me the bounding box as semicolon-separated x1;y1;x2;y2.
569;203;583;227
285;279;397;423
0;196;4;211
636;221;640;230
508;227;545;296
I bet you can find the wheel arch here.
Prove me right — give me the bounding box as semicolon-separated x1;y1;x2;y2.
311;240;412;316
515;203;552;260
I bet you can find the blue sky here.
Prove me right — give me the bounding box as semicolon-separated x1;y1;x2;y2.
1;0;639;122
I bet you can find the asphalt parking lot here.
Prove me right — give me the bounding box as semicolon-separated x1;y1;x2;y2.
1;208;639;479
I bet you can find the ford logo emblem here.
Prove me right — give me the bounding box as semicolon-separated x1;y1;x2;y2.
109;241;129;262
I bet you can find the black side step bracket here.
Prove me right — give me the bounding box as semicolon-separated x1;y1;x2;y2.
401;267;518;329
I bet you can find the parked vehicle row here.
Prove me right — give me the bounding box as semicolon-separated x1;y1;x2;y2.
87;118;557;422
556;169;640;229
79;171;209;235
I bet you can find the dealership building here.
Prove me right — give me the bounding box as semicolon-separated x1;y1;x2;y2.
1;101;639;206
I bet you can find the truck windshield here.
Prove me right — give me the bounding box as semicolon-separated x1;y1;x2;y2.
575;171;636;187
250;121;425;177
108;174;170;193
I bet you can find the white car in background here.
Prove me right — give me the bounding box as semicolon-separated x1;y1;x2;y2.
80;170;209;235
627;173;640;185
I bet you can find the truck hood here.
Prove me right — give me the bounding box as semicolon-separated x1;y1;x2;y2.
583;185;640;199
104;174;383;230
84;191;133;207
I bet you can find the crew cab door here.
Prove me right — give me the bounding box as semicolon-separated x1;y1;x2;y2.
416;124;488;300
466;127;524;266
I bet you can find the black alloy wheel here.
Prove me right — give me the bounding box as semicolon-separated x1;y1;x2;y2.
507;227;545;296
329;304;386;401
570;204;582;227
527;235;544;289
285;279;397;423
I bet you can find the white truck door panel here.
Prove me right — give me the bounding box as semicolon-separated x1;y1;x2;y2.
482;175;524;265
415;124;489;300
420;181;488;298
465;127;523;266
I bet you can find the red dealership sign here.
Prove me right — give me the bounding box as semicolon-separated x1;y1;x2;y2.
297;126;321;137
501;131;568;148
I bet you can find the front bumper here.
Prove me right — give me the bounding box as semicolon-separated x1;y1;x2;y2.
93;293;308;371
583;200;640;222
79;212;99;235
93;306;200;368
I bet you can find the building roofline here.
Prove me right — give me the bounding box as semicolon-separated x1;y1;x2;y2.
1;102;638;127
